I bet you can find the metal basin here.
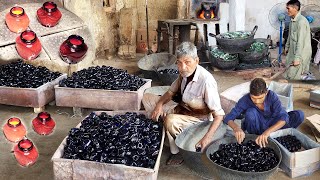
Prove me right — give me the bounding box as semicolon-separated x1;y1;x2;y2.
156;64;179;85
175;120;227;179
137;53;176;79
204;134;282;180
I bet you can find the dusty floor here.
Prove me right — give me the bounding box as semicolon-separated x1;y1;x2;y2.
0;50;319;180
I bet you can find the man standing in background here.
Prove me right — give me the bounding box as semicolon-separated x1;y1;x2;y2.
284;0;314;80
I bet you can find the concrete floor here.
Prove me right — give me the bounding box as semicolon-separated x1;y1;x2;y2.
0;51;320;180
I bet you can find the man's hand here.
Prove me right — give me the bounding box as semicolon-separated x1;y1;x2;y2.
151;104;165;121
195;115;224;152
255;130;271;148
283;49;288;56
195;135;211;152
227;120;245;144
292;60;300;66
234;127;245;144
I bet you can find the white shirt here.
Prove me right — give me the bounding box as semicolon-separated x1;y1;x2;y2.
169;65;225;117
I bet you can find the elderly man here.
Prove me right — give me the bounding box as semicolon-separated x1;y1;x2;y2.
284;0;313;80
224;78;304;147
142;42;225;165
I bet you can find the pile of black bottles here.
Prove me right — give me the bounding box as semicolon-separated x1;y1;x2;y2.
209;140;279;172
0;60;61;88
62;112;162;168
275;135;302;152
59;66;146;91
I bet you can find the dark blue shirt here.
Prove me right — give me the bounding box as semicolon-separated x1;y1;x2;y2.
223;90;289;125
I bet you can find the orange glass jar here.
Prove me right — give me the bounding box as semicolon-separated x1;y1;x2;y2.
14;138;39;167
37;2;62;27
32;112;55;135
5;6;30;33
16;30;42;60
3;117;27;143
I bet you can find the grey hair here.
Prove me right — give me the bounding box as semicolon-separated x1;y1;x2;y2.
175;42;198;59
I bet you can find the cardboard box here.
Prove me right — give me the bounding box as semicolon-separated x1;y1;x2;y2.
306;114;320;142
270;128;320;178
310;89;320;102
306;114;320;133
55;79;151;110
52;111;165;180
268;81;293;112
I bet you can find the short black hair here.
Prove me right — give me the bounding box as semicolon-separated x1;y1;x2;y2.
250;78;267;96
287;0;301;11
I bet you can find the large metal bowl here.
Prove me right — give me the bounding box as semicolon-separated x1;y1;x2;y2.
156;65;179;85
239;36;271;64
209;26;258;54
175;120;227;179
137;53;176;79
203;134;282;180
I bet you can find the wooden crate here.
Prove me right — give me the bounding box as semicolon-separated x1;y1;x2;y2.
0;74;67;112
270;128;320;178
51;111;164;180
54;79;152;110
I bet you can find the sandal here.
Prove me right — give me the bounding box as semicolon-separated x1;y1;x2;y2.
166;153;184;166
301;74;316;80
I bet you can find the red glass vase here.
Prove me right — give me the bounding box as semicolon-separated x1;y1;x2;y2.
36;2;62;27
59;35;88;64
3;117;27;143
32;112;55;135
16;30;42;60
14;138;39;167
5;6;30;33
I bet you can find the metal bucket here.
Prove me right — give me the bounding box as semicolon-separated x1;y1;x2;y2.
137;53;177;79
203;134;282;180
175;121;227;179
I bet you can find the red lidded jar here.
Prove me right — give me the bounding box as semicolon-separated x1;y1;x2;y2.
59;35;88;64
3;117;27;143
5;6;30;33
36;1;62;27
16;30;42;60
32;112;55;135
14;138;39;167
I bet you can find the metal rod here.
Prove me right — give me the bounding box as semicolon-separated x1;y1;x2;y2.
146;0;151;54
278;21;283;63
